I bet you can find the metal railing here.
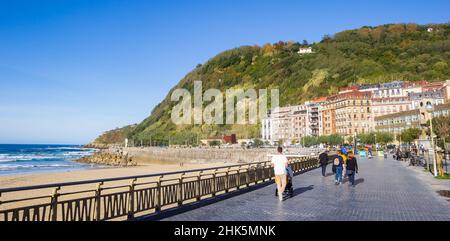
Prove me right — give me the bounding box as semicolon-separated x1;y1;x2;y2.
0;156;319;221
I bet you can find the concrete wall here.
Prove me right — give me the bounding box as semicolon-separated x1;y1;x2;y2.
123;147;275;164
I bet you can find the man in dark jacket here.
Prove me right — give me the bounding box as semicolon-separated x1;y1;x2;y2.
346;151;359;186
319;151;329;177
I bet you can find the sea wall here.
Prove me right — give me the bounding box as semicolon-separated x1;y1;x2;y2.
78;147;324;166
78;147;278;166
124;147;275;164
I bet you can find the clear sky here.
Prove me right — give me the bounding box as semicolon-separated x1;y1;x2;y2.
0;0;449;144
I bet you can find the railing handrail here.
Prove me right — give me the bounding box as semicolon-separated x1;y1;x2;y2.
0;159;279;193
0;155;321;221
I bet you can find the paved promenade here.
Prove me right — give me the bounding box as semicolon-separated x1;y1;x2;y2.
161;156;450;221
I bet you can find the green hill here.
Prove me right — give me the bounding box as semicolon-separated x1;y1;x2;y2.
92;23;450;146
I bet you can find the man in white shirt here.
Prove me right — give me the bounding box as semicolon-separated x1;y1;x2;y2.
271;146;289;201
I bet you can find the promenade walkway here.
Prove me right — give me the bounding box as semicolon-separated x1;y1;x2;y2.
161;156;450;221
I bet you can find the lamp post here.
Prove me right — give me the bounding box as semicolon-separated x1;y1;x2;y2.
426;102;438;177
374;133;377;152
406;121;412;153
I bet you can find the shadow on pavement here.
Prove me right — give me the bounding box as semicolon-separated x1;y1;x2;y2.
137;181;275;221
354;178;365;186
292;185;314;197
341;177;364;186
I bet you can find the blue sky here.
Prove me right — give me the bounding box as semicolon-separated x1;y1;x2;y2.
0;0;449;144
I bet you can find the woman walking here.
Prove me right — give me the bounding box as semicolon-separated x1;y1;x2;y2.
346;151;359;186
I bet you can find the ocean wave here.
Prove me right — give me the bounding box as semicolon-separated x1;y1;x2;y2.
63;151;95;156
0;145;97;174
0;154;58;162
44;147;91;151
0;151;94;162
0;163;79;171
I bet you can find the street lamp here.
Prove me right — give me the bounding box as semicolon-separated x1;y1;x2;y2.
406;121;412;153
374;133;377;151
426;102;438;177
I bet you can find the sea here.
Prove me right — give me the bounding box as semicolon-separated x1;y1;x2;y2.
0;144;98;176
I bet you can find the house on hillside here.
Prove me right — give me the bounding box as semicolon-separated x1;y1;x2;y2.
298;47;313;54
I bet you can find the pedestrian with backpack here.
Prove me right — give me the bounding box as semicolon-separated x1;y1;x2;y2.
333;150;344;185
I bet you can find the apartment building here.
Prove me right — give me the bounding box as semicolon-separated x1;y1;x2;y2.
305;101;322;137
291;105;308;140
371;96;412;118
410;88;446;109
262;80;449;142
374;109;424;135
334;90;372;136
262;106;293;143
319;97;337;136
375;104;450;134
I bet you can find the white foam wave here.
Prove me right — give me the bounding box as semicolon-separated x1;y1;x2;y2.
0;163;77;171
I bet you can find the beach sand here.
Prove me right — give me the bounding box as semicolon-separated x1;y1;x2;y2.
0;162;230;189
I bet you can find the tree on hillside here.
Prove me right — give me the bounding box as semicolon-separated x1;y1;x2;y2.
94;23;450;146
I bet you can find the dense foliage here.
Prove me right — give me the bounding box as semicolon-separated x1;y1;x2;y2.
432;116;450;149
94;23;450;145
300;134;344;147
400;128;422;144
92;125;136;146
356;132;394;145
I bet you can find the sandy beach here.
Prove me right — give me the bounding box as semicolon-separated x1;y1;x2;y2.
0;162;230;189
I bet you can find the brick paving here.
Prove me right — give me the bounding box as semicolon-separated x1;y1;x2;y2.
161;156;450;221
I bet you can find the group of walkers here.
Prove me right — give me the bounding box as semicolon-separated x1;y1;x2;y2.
319;150;359;186
271;146;360;201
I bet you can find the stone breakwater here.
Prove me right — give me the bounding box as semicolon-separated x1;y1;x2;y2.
77;151;137;167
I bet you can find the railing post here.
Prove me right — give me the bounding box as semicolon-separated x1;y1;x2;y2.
255;166;259;185
225;168;230;193
246;165;250;187
196;171;202;201
95;182;103;221
236;169;241;190
155;175;163;212
127;178;136;220
178;173;184;206
50;186;60;221
212;169;217;197
261;163;266;182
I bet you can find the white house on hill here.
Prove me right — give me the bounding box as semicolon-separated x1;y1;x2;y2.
298;47;313;54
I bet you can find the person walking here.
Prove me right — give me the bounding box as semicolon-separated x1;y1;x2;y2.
271;146;289;201
346;151;359;186
319;150;329;177
395;148;401;161
333;151;344;185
